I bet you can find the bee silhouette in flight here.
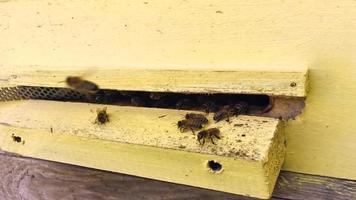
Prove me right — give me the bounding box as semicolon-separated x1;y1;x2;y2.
64;76;100;102
65;76;99;94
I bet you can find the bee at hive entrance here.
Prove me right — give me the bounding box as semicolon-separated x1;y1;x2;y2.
0;85;305;121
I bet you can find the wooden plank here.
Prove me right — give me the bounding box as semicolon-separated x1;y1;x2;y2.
0;153;355;200
1;0;356;181
274;171;356;200
0;100;285;199
0;68;308;97
0;152;285;200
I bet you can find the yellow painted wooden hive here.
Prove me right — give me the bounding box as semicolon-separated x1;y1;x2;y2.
1;0;356;199
0;68;308;198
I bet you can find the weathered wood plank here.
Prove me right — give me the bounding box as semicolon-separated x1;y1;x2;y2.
0;152;273;200
275;172;356;200
0;152;355;200
0;100;285;199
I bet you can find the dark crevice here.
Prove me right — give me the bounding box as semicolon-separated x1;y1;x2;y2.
0;86;305;120
207;160;222;173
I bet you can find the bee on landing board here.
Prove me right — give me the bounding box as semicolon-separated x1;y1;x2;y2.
177;119;204;133
95;107;109;124
177;112;209;133
185;113;209;125
197;128;221;145
213;102;249;122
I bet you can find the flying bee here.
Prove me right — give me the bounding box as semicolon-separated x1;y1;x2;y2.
95;107;109;124
65;76;99;94
177;119;204;133
64;76;100;102
185;113;209;125
197;128;221;145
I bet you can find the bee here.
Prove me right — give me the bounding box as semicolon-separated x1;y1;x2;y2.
177;119;204;133
232;101;249;115
213;102;249;122
95;107;109;124
213;105;232;122
11;134;22;143
185;113;209;125
65;76;99;94
64;76;100;102
201;101;219;113
197;128;221;145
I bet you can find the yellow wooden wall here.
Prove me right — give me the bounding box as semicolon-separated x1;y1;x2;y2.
1;0;356;180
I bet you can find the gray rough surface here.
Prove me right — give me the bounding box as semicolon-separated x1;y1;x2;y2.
0;152;355;200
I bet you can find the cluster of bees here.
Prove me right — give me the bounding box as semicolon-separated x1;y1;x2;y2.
66;76;250;146
65;76;260;111
178;101;248;145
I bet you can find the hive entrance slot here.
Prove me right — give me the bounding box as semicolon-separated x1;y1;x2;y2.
0;86;305;120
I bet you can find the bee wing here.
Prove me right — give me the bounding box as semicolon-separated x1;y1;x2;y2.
81;67;98;78
59;67;98;84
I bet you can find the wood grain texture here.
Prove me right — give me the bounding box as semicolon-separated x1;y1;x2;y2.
0;153;355;200
0;100;281;161
1;0;356;180
0;68;308;97
0;100;285;199
0;152;276;200
274;172;356;200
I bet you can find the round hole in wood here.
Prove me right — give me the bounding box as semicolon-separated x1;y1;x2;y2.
207;160;222;173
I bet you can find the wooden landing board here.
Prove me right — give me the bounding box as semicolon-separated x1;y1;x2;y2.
0;68;308;97
1;152;355;200
0;100;285;199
